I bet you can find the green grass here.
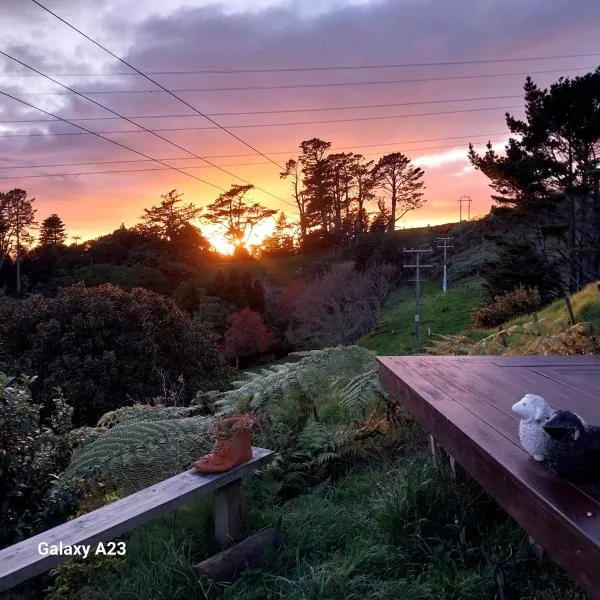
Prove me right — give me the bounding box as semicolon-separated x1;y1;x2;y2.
358;277;487;355
44;445;584;600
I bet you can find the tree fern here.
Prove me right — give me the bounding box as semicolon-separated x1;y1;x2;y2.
60;414;214;493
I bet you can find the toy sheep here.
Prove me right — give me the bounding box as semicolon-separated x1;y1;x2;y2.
543;410;600;483
511;394;554;461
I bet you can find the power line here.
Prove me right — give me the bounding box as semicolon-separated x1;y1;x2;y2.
0;93;524;123
0;138;507;174
0;133;508;171
2;52;599;77
0;89;227;192
31;0;285;171
12;65;597;95
0;104;523;138
0;49;288;205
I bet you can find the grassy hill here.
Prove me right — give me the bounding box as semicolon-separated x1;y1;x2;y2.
359;277;487;355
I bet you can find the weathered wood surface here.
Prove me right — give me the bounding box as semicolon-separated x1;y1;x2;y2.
194;528;284;581
215;480;242;549
0;447;274;593
378;356;600;599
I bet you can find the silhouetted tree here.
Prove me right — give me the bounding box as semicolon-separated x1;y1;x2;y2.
39;214;67;247
0;189;37;295
373;153;425;231
280;159;308;242
469;69;600;291
140;189;202;242
202;184;277;254
261;212;295;257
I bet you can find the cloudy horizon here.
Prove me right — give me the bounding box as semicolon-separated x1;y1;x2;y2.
1;0;600;247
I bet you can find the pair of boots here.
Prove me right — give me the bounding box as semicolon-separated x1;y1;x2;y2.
193;415;253;474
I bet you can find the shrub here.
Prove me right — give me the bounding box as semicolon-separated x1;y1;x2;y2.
0;375;79;547
470;286;541;329
0;283;230;425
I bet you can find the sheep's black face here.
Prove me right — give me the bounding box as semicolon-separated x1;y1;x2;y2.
544;411;583;441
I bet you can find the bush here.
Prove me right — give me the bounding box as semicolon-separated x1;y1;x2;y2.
470;286;541;329
0;374;79;547
0;283;230;425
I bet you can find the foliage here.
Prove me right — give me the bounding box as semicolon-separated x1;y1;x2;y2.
39;214;67;248
0;283;230;425
202;184;277;254
223;308;274;364
285;261;394;348
479;236;565;303
260;212;296;257
60;407;214;493
71;264;170;294
373;152;426;232
0;375;80;547
469;68;600;291
139;189;203;243
0;188;37;271
470;286;541;329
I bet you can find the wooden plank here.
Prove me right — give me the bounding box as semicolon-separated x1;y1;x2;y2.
194;528;284;581
378;357;600;599
0;447;274;593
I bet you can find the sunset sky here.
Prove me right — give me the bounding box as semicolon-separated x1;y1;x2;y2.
1;0;600;251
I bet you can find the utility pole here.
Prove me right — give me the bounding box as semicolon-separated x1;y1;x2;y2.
436;236;454;293
404;248;433;351
458;195;472;222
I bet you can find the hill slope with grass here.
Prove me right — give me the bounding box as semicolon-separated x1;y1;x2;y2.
358;277;487;355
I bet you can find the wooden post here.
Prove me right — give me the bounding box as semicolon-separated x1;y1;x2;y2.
564;294;575;326
528;535;544;561
215;480;242;549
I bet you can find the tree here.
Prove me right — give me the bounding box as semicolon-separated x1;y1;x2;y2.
202;184;277;254
373;153;426;231
140;189;202;242
0;284;230;425
39;214;67;247
285;262;393;349
261;212;295;257
223;308;274;368
469;69;600;291
0;189;37;295
280;159;308;242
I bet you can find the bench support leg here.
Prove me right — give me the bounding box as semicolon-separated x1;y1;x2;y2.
429;434;440;462
215;480;242;549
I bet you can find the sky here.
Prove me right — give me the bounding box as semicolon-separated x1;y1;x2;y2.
1;0;600;251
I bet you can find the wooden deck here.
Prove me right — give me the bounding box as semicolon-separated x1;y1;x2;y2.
378;355;600;599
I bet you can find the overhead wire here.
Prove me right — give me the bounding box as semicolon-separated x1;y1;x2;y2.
10;65;598;95
0;93;524;124
31;0;286;171
0;104;523;138
0;49;289;204
0;132;508;170
0;89;227;192
1;51;599;76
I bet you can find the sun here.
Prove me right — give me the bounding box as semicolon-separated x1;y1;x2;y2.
204;221;275;255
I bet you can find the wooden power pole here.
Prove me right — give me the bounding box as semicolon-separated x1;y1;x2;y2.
458;195;472;222
404;248;433;351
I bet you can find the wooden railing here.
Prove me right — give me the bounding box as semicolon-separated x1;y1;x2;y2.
0;447;274;593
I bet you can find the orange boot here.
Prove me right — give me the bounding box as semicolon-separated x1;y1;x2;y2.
193;415;253;474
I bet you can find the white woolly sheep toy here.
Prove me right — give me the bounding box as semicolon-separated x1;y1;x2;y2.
511;394;555;461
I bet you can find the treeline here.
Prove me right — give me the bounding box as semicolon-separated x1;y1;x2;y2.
281;139;425;251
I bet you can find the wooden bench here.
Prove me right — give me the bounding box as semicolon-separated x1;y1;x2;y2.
378;356;600;600
0;447;274;593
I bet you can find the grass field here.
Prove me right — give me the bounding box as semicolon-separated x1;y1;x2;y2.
358;277;487;355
